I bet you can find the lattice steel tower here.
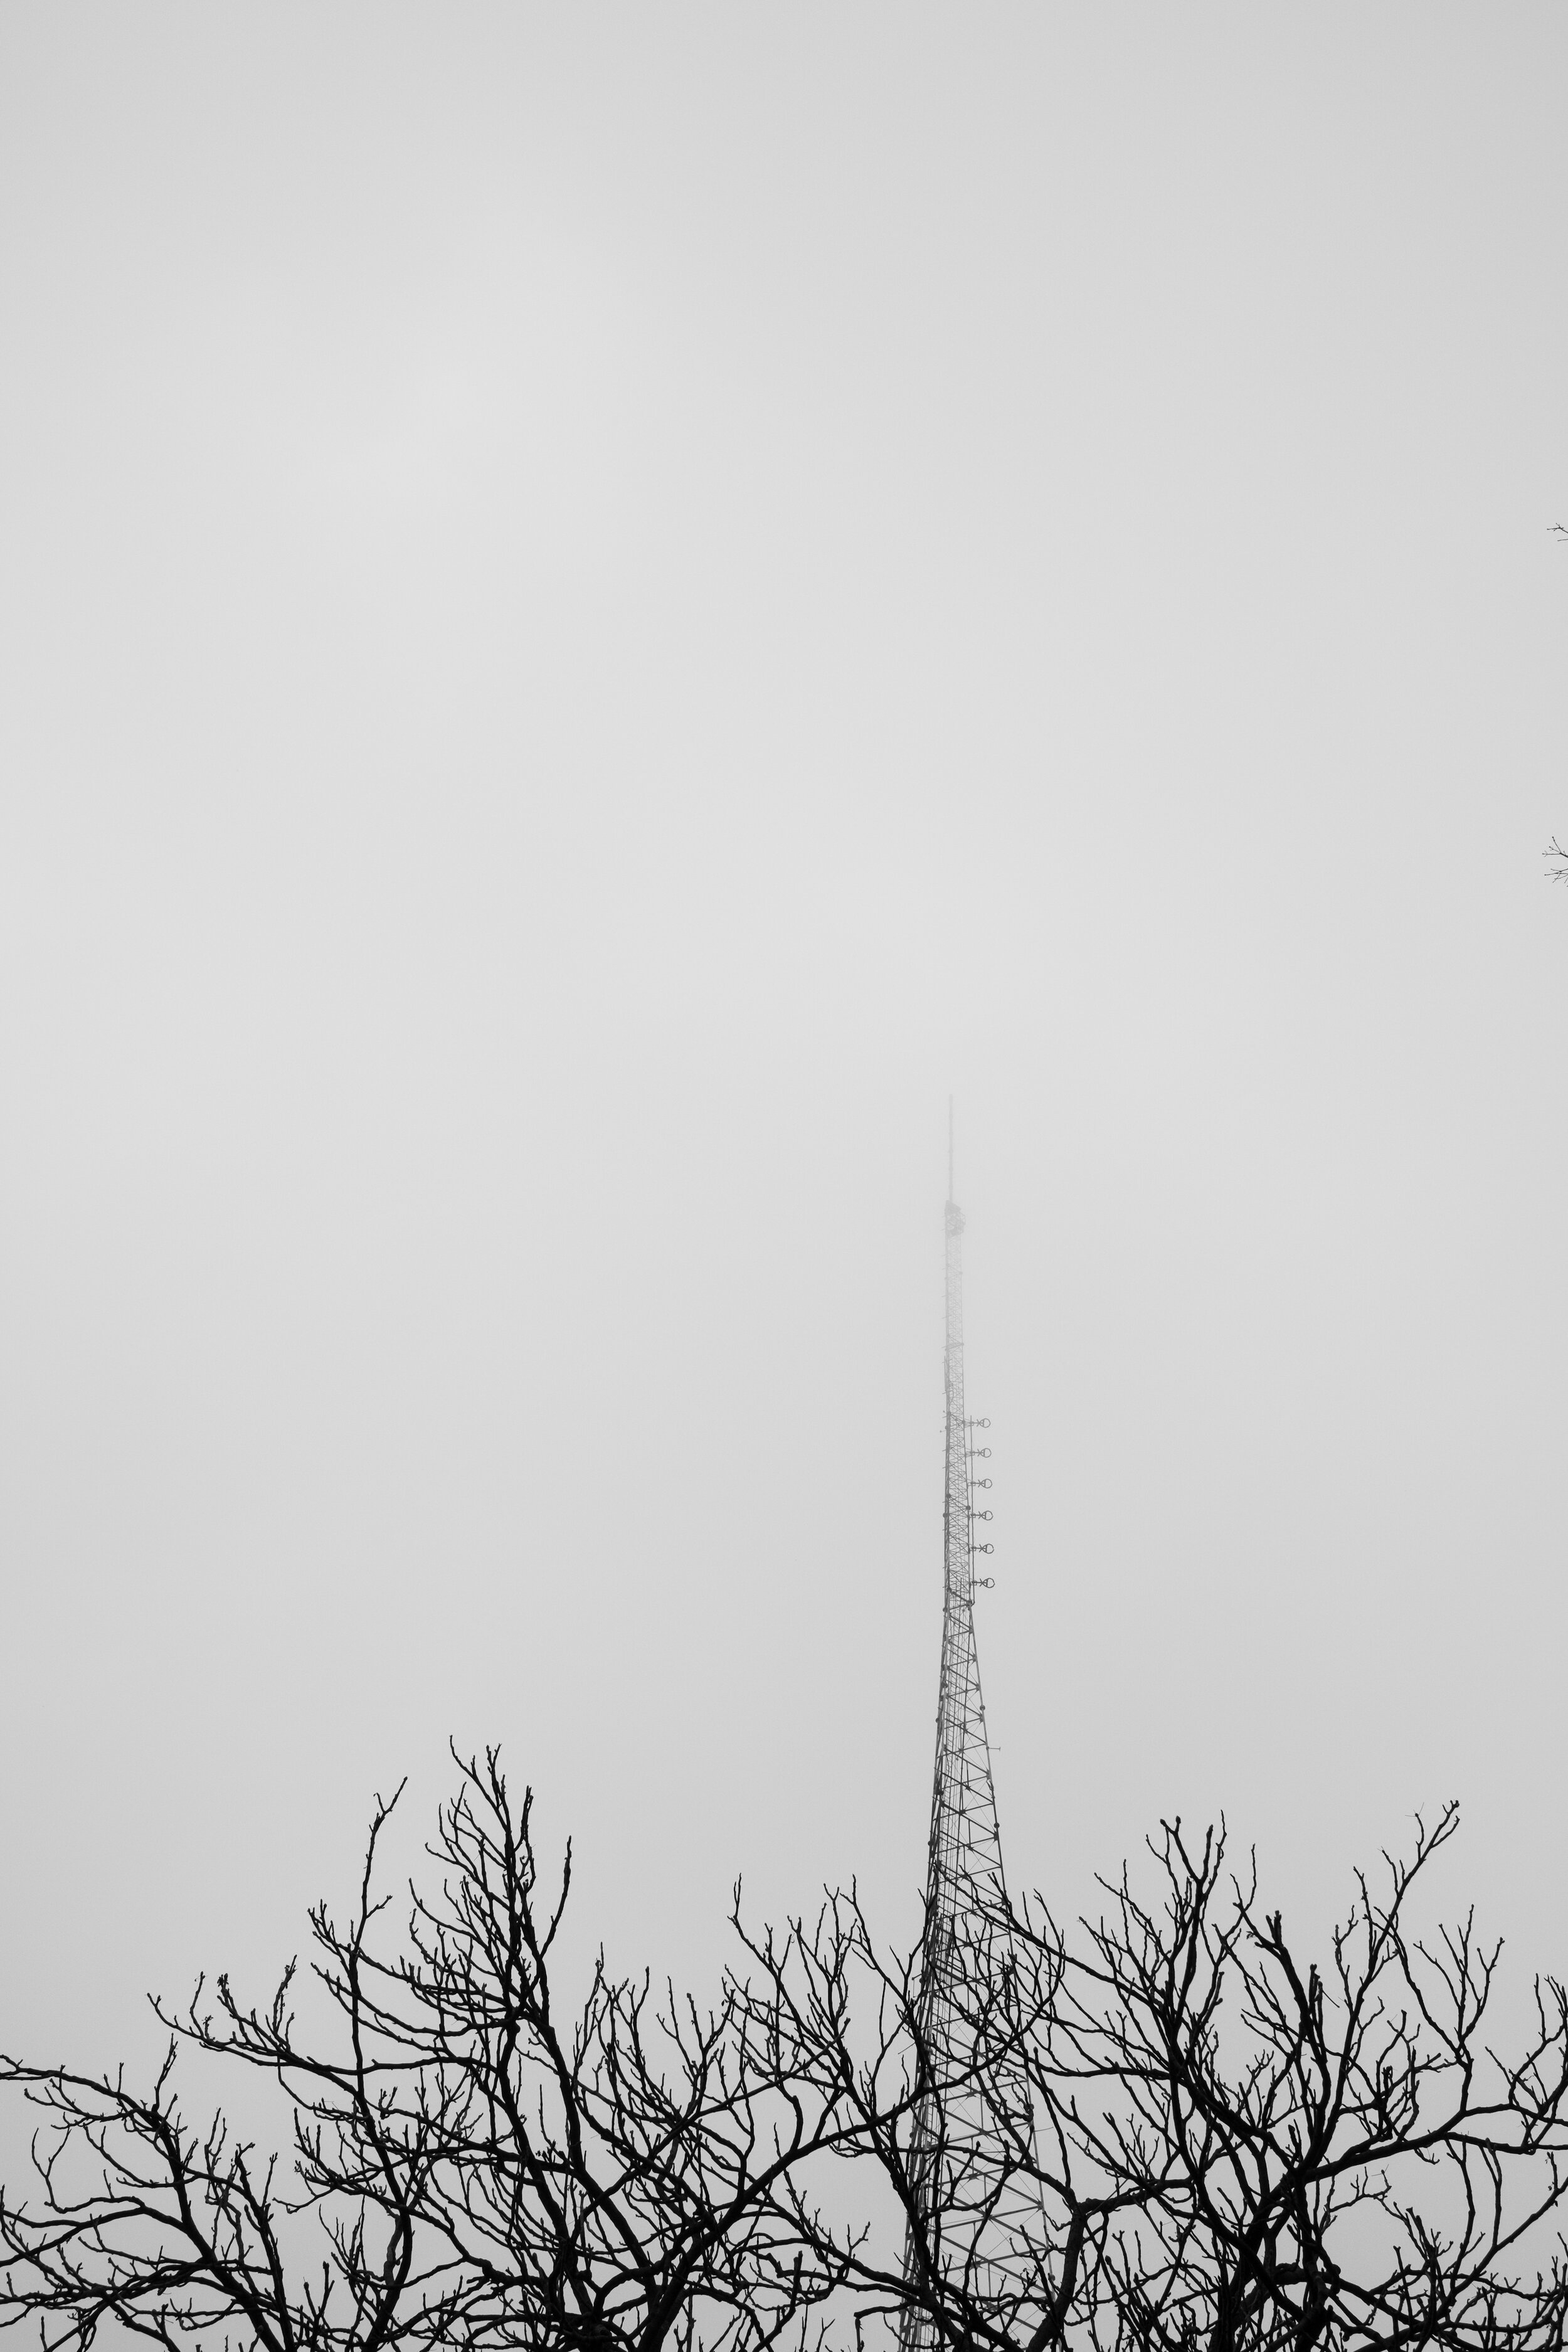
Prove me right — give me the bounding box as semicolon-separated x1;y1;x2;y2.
898;1121;1029;2352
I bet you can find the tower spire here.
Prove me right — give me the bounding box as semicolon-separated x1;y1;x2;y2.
899;1148;1029;2352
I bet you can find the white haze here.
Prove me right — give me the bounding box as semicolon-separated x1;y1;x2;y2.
3;7;1568;2068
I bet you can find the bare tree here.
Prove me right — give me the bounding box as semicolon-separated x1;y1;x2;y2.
0;1749;861;2352
6;1769;1567;2352
739;1806;1568;2352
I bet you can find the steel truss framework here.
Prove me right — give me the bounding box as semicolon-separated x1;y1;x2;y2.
897;1178;1037;2352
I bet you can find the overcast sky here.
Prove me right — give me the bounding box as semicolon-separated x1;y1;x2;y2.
4;6;1568;2062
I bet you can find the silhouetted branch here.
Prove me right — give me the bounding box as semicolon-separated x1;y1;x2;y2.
5;1773;1565;2352
0;1749;859;2352
738;1806;1568;2352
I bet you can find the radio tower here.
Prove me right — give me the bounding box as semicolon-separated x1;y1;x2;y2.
898;1111;1029;2352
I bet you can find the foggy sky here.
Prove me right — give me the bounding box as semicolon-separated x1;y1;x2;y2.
4;6;1568;2065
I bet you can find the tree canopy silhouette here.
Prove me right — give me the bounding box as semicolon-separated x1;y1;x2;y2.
4;1764;1567;2352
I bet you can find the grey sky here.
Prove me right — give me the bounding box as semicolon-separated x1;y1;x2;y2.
3;6;1567;2062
